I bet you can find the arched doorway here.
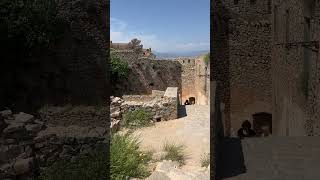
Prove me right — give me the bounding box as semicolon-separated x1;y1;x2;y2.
252;112;272;137
189;97;196;105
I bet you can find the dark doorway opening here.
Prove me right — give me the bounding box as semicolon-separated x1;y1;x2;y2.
252;112;272;137
188;97;196;104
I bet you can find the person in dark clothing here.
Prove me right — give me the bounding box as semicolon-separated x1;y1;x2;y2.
184;100;190;105
237;120;256;139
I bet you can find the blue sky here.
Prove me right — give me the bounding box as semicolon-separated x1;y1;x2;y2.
111;0;210;53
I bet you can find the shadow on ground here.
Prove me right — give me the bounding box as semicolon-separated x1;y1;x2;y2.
216;138;246;179
178;105;187;118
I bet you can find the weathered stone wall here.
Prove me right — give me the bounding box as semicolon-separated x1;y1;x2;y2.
110;87;178;129
0;110;108;179
272;0;320;136
0;0;108;113
38;106;109;127
212;0;231;137
111;51;182;96
214;0;272;136
194;56;210;105
177;58;196;104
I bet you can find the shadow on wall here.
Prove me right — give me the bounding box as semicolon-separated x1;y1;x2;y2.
215;138;246;179
212;0;232;179
214;84;246;179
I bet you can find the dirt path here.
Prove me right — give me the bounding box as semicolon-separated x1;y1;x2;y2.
133;105;210;171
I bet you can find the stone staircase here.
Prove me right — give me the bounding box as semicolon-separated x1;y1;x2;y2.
218;137;320;180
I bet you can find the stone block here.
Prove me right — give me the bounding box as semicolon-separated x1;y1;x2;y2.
13;157;33;175
14;113;34;124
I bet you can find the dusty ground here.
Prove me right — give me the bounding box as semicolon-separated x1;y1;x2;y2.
132;105;210;171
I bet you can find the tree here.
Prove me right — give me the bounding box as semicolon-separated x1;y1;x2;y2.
128;38;142;51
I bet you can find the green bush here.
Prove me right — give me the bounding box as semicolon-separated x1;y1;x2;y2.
200;152;210;168
162;141;185;166
123;108;152;129
0;0;66;58
203;53;210;65
38;151;108;180
111;133;152;180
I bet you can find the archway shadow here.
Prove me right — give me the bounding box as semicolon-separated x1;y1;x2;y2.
216;137;247;179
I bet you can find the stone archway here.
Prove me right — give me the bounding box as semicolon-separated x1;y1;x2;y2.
252;112;272;137
189;97;196;104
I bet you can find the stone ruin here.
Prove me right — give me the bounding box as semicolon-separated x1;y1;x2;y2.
213;0;320;137
110;87;179;132
0;107;108;179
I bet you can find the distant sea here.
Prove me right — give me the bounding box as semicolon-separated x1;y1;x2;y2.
154;50;209;59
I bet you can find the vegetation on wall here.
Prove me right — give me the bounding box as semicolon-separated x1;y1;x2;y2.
38;151;108;180
122;108;152;128
0;0;66;59
110;54;130;94
204;53;210;65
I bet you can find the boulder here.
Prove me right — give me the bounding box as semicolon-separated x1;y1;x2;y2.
3;123;25;134
0;110;12;118
111;111;120;118
14;112;34;124
0;115;8;133
156;160;179;172
13;157;33;175
25;124;43;134
146;171;171;180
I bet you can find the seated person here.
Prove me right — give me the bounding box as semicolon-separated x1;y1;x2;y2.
184;100;190;105
237;120;256;139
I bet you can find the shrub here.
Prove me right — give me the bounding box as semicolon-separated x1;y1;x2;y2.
0;0;66;58
203;53;210;65
111;133;152;180
110;55;130;94
123;108;152;129
111;55;129;82
38;151;108;180
200;152;210;168
162;141;185;166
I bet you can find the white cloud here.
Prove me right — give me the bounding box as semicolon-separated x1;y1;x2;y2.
110;17;209;52
110;18;127;31
174;42;210;52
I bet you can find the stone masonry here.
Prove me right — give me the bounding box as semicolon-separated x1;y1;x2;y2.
213;0;272;137
272;0;320;136
110;87;179;131
214;0;320;137
111;50;183;96
0;109;108;179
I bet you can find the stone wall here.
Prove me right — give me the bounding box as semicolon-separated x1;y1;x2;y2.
0;0;109;113
38;106;109;127
214;0;272;136
272;0;320;136
111;51;182;96
110;87;179;129
194;56;210;105
0;109;108;179
178;58;196;104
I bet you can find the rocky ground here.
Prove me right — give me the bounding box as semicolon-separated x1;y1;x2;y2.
0;109;108;179
132;105;210;179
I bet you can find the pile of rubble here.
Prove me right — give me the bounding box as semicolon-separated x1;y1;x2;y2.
0;110;108;179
